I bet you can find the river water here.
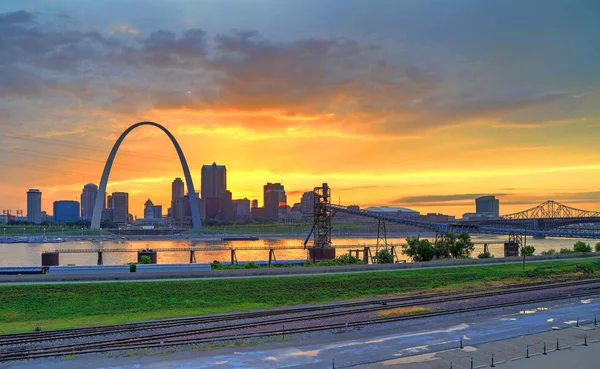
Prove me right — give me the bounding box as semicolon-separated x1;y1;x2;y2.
0;234;598;267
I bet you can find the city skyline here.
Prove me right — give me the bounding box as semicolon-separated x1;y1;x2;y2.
1;1;600;217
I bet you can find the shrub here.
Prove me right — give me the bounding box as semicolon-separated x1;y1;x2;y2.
402;237;435;262
521;245;536;256
377;249;394;264
243;261;259;269
477;251;494;259
140;255;152;264
596;242;600;252
128;262;136;272
210;260;223;270
541;249;557;256
559;248;574;254
574;241;592;253
574;264;594;276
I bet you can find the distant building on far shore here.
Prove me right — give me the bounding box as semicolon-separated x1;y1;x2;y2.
476;196;499;217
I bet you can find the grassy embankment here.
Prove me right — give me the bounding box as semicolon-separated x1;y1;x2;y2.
1;258;600;334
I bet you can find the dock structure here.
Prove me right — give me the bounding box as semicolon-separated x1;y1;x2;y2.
42;244;385;266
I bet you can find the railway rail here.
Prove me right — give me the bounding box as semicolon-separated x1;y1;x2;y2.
0;278;598;347
1;279;600;361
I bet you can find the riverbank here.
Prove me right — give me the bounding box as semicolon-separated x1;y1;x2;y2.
1;258;600;333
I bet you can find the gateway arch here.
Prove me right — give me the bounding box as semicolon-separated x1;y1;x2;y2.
90;122;202;230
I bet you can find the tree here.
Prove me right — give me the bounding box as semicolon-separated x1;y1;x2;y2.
451;232;475;258
595;242;600;252
574;241;592;253
402;237;435;262
434;233;453;259
377;249;394;264
521;245;536;256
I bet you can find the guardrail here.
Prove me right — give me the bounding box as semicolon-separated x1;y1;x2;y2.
135;264;211;273
48;265;130;275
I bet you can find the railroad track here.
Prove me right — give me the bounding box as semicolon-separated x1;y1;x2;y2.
1;280;599;361
0;278;598;348
1;289;599;362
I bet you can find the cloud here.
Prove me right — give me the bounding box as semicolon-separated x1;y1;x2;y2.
108;23;139;35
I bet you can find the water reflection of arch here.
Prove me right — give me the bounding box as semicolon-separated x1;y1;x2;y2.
90;122;201;230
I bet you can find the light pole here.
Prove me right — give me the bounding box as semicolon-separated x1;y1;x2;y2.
118;227;121;237
81;227;83;236
43;227;46;237
23;228;25;236
61;227;64;237
3;228;5;237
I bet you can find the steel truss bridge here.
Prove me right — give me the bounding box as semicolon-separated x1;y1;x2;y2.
305;185;600;247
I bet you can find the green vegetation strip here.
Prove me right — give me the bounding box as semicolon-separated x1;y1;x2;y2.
1;258;600;334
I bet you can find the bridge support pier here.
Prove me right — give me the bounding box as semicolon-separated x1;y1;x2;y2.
189;250;196;264
268;249;277;265
231;249;237;265
42;252;59;267
97;251;103;266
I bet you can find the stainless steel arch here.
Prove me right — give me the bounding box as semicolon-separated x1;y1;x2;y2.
90;122;201;230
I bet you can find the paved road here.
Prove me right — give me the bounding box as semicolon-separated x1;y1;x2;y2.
10;294;600;368
2;255;599;286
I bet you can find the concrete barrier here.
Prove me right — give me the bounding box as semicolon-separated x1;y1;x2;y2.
48;265;130;275
0;267;45;275
135;264;211;273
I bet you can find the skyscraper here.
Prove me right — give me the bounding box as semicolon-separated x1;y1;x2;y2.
111;192;129;225
54;200;80;222
475;196;499;217
26;189;42;224
80;183;98;219
201;163;226;199
264;183;286;221
172;178;184;202
300;191;315;215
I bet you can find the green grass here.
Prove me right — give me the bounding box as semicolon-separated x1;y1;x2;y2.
1;258;599;334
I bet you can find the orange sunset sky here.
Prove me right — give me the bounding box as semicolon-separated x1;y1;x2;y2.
1;1;600;218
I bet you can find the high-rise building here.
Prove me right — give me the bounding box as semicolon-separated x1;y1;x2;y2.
205;196;220;219
201;162;226;199
218;190;235;221
475;196;499;217
233;198;251;220
80;183;98;219
54;200;80;222
264;183;286;221
107;195;113;209
251;199;259;209
144;199;154;223
300;191;315;215
111;192;129;225
152;205;162;219
26;189;42;224
172;178;184;202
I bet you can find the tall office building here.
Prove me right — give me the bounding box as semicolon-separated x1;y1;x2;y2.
232;198;251;220
300;191;315;215
218;190;235;221
80;183;98;219
201;163;226;199
111;192;129;225
475;196;499;217
54;200;80;222
153;205;163;219
172;178;184;202
264;183;286;221
26;189;42;224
